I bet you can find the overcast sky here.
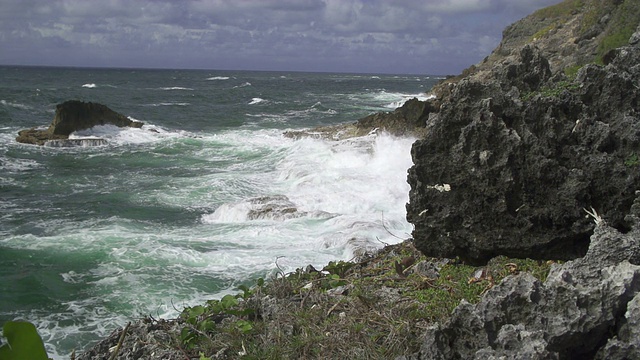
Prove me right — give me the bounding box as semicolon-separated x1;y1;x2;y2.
0;0;561;75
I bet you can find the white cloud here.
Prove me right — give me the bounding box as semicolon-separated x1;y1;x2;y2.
0;0;567;73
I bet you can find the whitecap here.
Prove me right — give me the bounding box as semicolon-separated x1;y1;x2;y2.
69;124;184;145
249;97;265;105
82;83;96;88
233;82;252;88
1;99;32;110
373;91;435;109
206;76;230;80
143;102;190;107
158;87;194;91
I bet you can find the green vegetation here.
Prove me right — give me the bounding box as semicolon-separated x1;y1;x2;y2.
170;241;554;359
564;64;584;79
625;153;640;167
597;0;640;61
0;321;50;360
522;79;582;101
532;23;559;40
532;0;584;20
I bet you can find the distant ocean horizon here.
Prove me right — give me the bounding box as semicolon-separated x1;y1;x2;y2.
2;63;443;78
0;66;439;358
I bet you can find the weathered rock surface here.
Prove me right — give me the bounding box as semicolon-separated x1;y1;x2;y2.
405;197;640;360
16;100;143;145
406;24;640;264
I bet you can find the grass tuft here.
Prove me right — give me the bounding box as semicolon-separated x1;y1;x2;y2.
170;241;555;359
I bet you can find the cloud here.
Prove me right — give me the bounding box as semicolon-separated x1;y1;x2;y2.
0;0;563;74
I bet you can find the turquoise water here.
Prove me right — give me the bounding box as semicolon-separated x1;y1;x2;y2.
0;66;437;358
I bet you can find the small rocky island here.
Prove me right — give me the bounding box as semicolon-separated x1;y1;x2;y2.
16;100;143;146
76;0;640;359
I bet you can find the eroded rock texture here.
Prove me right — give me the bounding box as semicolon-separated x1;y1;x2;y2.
406;36;640;265
405;195;640;359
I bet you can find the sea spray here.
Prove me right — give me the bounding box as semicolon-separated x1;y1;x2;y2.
0;67;437;359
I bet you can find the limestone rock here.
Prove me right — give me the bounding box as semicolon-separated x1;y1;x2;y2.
406;31;640;265
408;219;640;359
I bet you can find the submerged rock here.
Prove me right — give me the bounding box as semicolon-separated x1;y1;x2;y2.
210;195;333;222
16;100;143;146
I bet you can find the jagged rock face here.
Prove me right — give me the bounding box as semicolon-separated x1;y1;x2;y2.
406;38;640;264
16;100;143;145
406;195;640;359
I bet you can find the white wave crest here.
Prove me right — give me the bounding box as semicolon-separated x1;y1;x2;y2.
249;97;265;105
82;83;96;88
68;124;185;145
158;87;194;91
0;99;32;110
206;76;230;80
143;102;190;107
375;91;435;109
233;82;251;88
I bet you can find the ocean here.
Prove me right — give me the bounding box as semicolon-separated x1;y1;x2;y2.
0;66;438;358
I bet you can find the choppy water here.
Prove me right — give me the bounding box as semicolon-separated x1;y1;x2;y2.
0;66;438;358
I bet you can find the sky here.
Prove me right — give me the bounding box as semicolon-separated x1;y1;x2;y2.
0;0;562;75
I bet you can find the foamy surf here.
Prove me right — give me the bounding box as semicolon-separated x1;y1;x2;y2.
249;97;266;105
0;68;438;360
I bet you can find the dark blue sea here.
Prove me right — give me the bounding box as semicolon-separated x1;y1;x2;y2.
0;66;438;358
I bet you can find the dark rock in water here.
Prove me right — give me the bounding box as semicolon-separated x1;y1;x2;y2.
44;138;109;147
16;100;143;146
212;195;333;222
406;28;640;265
246;195;303;221
406;199;640;359
15;128;67;145
49;100;142;136
284;97;433;140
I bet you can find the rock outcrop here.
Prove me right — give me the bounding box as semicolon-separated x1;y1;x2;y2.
406;12;640;264
284;97;434;140
405;196;640;359
16;100;143;145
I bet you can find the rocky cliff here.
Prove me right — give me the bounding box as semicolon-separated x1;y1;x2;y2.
407;0;640;265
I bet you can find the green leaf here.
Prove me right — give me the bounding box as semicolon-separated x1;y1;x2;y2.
0;321;49;360
197;319;215;332
235;320;253;334
220;294;238;309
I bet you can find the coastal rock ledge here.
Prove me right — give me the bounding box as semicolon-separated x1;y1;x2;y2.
16;100;143;146
403;206;640;359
